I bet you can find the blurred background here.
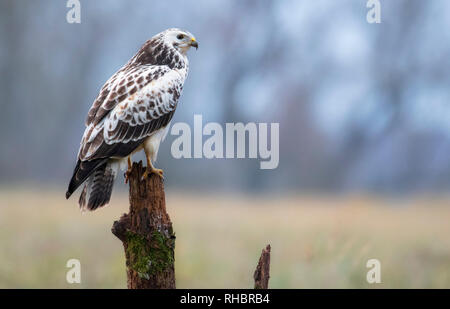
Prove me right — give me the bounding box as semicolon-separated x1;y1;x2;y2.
1;0;450;288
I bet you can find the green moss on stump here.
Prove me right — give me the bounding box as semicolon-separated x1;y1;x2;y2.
125;230;174;280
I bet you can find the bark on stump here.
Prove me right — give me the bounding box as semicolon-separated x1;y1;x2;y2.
112;161;175;289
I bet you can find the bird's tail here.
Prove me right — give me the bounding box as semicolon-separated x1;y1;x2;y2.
78;161;119;211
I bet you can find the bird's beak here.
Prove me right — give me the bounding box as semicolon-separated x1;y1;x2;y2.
190;38;198;49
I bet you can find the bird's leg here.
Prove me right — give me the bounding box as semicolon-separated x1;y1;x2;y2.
124;156;132;184
141;149;164;181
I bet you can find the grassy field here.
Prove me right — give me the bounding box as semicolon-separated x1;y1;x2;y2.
1;188;450;288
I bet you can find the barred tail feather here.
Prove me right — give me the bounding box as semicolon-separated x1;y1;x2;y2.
66;158;108;199
78;161;119;211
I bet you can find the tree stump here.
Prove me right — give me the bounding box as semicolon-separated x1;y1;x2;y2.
112;161;175;289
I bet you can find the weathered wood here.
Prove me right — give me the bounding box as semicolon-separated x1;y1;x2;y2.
112;161;175;289
253;244;271;289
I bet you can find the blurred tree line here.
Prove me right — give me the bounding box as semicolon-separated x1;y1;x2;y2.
1;0;450;194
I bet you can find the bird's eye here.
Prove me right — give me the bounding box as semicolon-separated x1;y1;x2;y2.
177;34;184;40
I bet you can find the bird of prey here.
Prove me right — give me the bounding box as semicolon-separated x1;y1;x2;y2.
66;28;198;211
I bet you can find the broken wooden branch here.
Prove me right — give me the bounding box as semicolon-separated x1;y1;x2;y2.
253;244;271;289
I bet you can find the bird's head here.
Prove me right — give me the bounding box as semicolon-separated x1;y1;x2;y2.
162;28;198;55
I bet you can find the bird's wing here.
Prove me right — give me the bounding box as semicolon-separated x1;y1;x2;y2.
78;64;184;161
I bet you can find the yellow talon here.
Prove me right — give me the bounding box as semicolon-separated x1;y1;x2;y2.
124;156;132;184
141;151;164;181
141;167;164;181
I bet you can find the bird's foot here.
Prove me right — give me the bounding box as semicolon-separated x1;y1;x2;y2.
124;168;132;184
141;167;164;181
